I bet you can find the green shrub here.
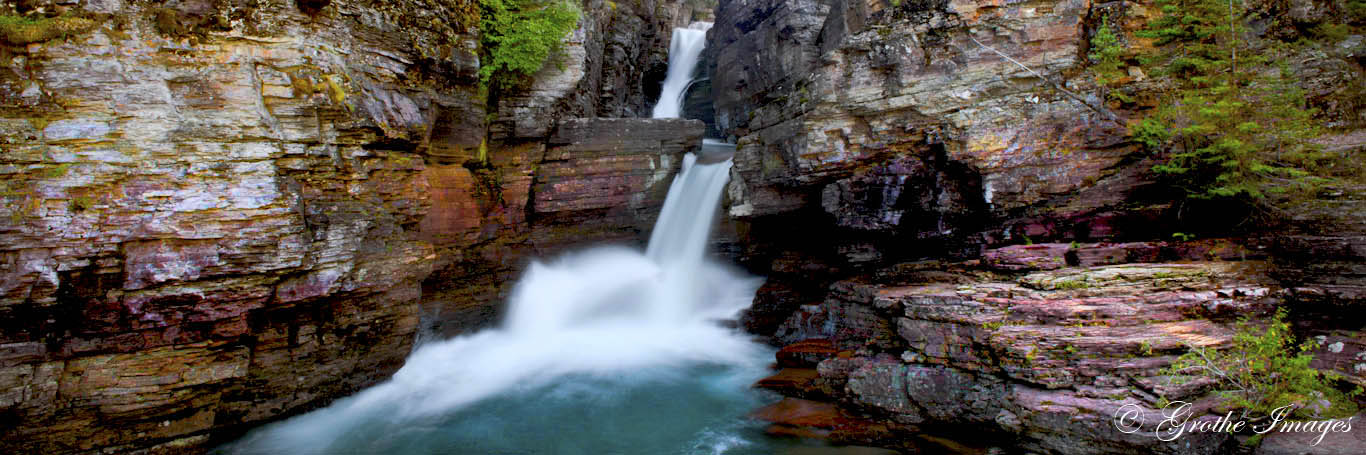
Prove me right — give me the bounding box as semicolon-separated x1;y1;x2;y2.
1164;308;1361;418
477;0;581;89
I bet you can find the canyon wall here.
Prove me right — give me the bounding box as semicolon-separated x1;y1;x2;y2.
711;0;1364;259
710;0;1366;453
0;0;702;452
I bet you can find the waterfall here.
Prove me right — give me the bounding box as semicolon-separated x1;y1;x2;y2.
222;16;760;453
651;22;712;119
224;112;759;455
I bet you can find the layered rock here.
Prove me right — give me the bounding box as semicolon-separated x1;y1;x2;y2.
708;0;1365;264
0;0;473;451
705;1;1366;453
1273;184;1366;388
0;0;706;452
712;0;1144;246
759;242;1293;454
417;118;706;338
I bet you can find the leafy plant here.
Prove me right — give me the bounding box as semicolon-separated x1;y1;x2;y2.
1163;308;1362;418
477;0;581;89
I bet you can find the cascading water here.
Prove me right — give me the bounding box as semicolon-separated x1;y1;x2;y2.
651;22;712;119
220;45;800;455
223;153;776;455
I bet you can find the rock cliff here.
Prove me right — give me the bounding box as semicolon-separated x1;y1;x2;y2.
0;0;702;452
710;0;1363;253
711;0;1366;453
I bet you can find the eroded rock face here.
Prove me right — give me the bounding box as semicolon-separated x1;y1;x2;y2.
762;242;1283;454
708;0;1363;254
0;0;473;451
1273;187;1366;388
712;0;1140;244
0;0;704;452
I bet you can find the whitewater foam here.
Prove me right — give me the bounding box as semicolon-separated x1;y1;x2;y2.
224;21;759;453
224;152;762;453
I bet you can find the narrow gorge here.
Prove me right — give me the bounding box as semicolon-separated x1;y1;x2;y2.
1;0;1364;454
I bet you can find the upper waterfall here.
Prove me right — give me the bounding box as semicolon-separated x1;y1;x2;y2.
651;22;713;119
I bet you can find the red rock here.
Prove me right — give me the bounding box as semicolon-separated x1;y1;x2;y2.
1068;242;1163;267
752;397;898;446
982;244;1070;271
776;338;838;368
752;397;849;428
755;368;822;398
764;423;833;440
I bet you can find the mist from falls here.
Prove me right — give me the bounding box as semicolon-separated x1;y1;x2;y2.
651;22;712;119
221;23;780;454
224;140;765;455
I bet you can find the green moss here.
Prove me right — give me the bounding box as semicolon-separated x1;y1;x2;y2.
0;14;98;45
1138;340;1156;356
100;16;131;41
152;7;219;39
323;74;348;106
70;195;93;212
286;71;317;97
42;163;72;179
1054;278;1091;290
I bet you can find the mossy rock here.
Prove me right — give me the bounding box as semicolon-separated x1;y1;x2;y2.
0;14;98;45
152;0;229;39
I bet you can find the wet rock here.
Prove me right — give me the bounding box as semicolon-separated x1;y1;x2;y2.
776;338;837;368
752;397;897;446
755;368;823;399
768;254;1287;454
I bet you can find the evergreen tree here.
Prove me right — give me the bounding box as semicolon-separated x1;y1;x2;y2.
1087;14;1131;104
1134;0;1330;219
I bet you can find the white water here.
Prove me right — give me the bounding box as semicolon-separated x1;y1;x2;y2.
651;22;713;118
224;149;766;454
222;19;774;452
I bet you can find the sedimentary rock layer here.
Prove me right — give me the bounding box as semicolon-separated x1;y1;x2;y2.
0;0;703;452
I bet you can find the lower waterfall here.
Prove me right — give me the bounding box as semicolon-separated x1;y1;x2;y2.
219;145;808;454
